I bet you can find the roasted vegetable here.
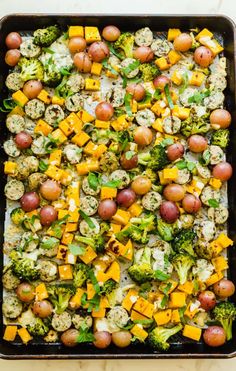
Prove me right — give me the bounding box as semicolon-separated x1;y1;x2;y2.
148;324;183;351
18;57;44;82
114;33;134;58
33;25;61;46
213;301;236;340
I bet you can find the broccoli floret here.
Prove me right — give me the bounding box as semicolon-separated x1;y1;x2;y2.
157;219;178;242
128;247;154;283
18;57;44;82
10;251;39;281
148;324;183;351
114;32;134;58
75;235;105;253
142;168;158;183
100;222;110;235
10;207;25;225
33;25;61;46
181;115;210;137
171;253;195;284
73;263;89;288
213;302;236;341
139;63;159;82
116;214;155;244
44;69;62;87
211;129;230;149
172;229;196;256
100;279;118;295
47;283;76;314
138;145;169;170
27;317;49;336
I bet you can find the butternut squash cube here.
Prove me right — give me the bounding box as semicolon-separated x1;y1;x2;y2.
131;310;149;321
69;288;85;309
152;118;164;132
183;324;202;341
71;131;90;146
190;71;205;87
206;271;224;287
168;50;182;65
56;244;68;260
61;232;73;246
52;96;65;106
154;309;172;326
9;105;25;116
178;281;194;295
171;309;181;323
79;246;97;264
122;289;139;311
69;26;84;38
112;209;131;225
155;57;170;70
172;106;190;120
18;328;32;344
78;109;95;123
215;233;233;248
51;128;67;144
171;70;183;85
131;325;148;341
59;119;74;136
106;260;120;282
101;186;117;200
85;78;100;91
128;203;143;217
169;292;186;308
4;161;17;175
209;178;222;190
91;62;103;76
87;283;96;300
196;28;213;41
163;168;178;180
49;149;62;167
67;112;83;133
211;256;228;272
92;307;106;318
85;26;101;43
167;28;181;41
58;264;73;280
95;119;110;129
93;144;107;158
45;165;64;181
65;223;77;233
37;89;51;104
35;283;48;301
3;326;18;341
12;90;28;106
34;119;53;136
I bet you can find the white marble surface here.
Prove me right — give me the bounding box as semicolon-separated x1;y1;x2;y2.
0;0;236;369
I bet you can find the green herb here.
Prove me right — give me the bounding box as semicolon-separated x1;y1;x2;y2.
164;84;174;110
44;134;60;153
79;210;95;229
160;295;168;308
154;270;171;281
188;89;210;104
81;292;100;312
60;66;72;76
88;172;100;191
160;137;174;147
201;149;211;165
0;98;17;112
41;237;58;250
102;180;122;188
124;93;133;117
133;319;154;326
88;269;100;294
176;160;187;169
178;306;187;322
139;282;152;299
179;72;189;94
187;161;196;172
101;58;119;76
114;107;126;116
39;160;49;172
50;215;69;238
121;60;140;77
62;31;69;40
76;323;95;343
208;199;219;208
161;282;172;296
138;91;152;105
125;150;135;160
122;76;142;88
153;88;161;100
42;47;55;54
69;244;86;256
107;42;124;60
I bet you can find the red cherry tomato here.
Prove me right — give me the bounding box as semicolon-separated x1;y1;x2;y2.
182;194;201;213
188;135;208;153
15;132;32;149
194;46;213;67
39;205;58;226
167;143;184;161
133;126;153;146
120;152;138;170
126;83;146;101
212;162;233;181
160;201;180;223
5;49;21;66
88;41;110;62
5;32;22;49
98;199;117;220
163;184;185;202
116;189;136;208
153;75;170;91
93;331;112;349
20;192;40;212
198;290;216;311
133;46;154;63
95;101;114;121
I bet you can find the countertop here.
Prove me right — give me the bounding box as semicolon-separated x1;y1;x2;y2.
0;0;236;369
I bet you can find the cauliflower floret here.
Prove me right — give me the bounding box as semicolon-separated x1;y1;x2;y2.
192;259;214;282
